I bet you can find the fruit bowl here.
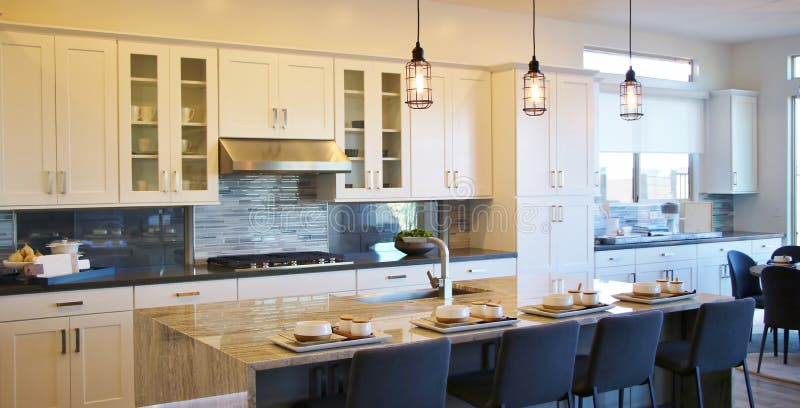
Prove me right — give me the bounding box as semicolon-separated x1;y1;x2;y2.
394;240;436;256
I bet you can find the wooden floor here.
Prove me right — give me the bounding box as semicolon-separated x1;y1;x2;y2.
734;368;800;407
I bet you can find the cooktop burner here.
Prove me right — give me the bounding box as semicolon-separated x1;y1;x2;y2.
207;251;352;271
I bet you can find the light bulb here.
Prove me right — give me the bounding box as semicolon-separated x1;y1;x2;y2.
415;72;425;93
625;84;638;109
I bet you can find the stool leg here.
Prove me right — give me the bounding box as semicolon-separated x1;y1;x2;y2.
694;367;704;408
618;388;624;408
758;329;768;373
742;360;755;408
647;375;657;408
773;327;778;357
592;387;600;408
578;395;583;408
785;328;790;365
567;391;575;408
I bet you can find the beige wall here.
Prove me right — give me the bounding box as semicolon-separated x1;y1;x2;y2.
0;0;731;89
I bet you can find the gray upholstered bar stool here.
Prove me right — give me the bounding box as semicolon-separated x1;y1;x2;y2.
446;321;580;408
655;298;756;408
294;337;451;408
572;310;664;408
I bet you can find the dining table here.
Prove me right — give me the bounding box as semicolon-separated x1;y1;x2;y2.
749;262;799;276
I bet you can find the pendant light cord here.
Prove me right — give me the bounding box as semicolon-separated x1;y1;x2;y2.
628;0;632;65
532;0;536;58
417;0;421;43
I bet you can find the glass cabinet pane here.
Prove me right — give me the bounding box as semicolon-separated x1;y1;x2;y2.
179;57;208;191
130;54;159;192
381;72;402;189
343;70;366;190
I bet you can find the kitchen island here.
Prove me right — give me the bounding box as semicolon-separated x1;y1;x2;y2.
135;277;733;408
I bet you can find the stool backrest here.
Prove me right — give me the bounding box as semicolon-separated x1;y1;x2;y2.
760;266;800;330
690;298;755;372
727;250;762;299
587;310;663;393
346;337;451;408
771;245;800;262
489;321;580;407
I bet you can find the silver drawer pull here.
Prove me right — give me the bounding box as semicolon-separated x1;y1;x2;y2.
661;252;676;257
468;269;488;273
175;291;200;297
608;257;615;261
55;301;83;308
719;248;725;251
386;275;407;280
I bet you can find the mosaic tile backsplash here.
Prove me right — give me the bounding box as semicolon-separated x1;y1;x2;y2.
193;175;328;262
593;194;734;237
328;202;439;253
0;211;13;260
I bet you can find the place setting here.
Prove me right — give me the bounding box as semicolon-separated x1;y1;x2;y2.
519;284;616;318
750;255;800;276
612;278;697;304
269;317;391;353
410;302;518;334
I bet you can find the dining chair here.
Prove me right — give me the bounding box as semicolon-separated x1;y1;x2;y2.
294;338;451;408
771;245;800;263
727;250;764;308
758;266;800;372
655;298;756;408
447;321;580;408
572;310;663;408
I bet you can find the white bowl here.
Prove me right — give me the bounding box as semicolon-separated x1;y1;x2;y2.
435;305;470;323
294;321;332;337
483;303;504;320
542;294;574;310
633;282;662;297
581;291;600;306
668;281;685;294
47;240;81;255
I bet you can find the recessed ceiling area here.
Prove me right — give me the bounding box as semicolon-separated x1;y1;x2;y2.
434;0;800;43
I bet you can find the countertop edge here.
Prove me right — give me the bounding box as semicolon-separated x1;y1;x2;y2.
594;232;784;251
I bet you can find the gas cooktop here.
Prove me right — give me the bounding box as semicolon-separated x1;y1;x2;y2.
206;251;352;272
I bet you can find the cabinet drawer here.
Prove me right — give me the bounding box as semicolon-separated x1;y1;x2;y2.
750;238;782;256
0;287;133;323
134;280;237;309
448;258;516;281
635;245;696;264
595;249;635;268
357;264;435;291
697;241;751;259
238;270;356;300
596;266;635;283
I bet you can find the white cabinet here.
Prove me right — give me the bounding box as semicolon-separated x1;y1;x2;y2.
118;42;219;204
703;90;758;194
750;238;782;264
410;68;492;199
134;279;237;308
219;49;333;140
357;264;435;292
238;270;356;300
447;258;516;281
696;258;731;297
0;288;134;408
635;260;695;290
0;32;117;207
324;58;410;200
517;71;597;197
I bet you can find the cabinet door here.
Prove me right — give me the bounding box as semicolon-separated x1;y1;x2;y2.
0;317;70;408
218;49;279;138
516;199;556;272
0;31;57;206
69;312;133;408
731;94;757;192
696;259;725;295
278;54;334;140
554;73;595;196
552;200;594;275
238;270;356;300
55;36;118;205
635;260;695;290
169;46;219;203
451;69;492;198
374;62;411;198
118;42;172;204
410;69;452;198
516;73;554;197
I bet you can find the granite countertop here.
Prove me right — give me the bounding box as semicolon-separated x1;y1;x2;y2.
0;248;516;296
135;276;730;372
594;231;784;251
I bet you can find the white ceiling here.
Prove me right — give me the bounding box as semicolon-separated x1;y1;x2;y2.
434;0;800;43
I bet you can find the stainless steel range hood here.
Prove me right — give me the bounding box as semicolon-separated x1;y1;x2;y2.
219;138;352;174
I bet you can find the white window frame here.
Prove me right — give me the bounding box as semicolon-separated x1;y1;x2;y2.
584;47;694;82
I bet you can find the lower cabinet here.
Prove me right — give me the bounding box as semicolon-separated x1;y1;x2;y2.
134;279;237;308
356;264;435;293
238;270;356;300
635;260;695;291
446;258;516;282
696;258;732;297
0;311;133;408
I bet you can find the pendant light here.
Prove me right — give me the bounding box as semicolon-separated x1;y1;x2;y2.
522;0;547;116
405;0;433;109
620;0;643;121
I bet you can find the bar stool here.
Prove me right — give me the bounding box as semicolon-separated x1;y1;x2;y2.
655;298;756;408
758;267;800;370
294;338;451;408
572;310;663;408
447;321;580;408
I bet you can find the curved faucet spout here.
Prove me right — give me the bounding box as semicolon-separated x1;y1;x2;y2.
425;237;451;300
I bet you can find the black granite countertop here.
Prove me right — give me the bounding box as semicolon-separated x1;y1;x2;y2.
0;248;516;296
594;231;783;251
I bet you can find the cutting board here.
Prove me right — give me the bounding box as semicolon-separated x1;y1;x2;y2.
680;201;713;233
34;254;73;277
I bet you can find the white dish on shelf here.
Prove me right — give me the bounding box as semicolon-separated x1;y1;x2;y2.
2;261;33;270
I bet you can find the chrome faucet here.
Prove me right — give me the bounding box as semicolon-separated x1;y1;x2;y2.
425;237;452;300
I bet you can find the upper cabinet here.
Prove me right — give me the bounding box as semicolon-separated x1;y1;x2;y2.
219;49;334;140
703;89;758;194
0;32;117;208
410;67;493;199
321;58;410;200
118;42;219;204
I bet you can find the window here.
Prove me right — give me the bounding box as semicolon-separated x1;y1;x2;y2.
599;152;691;203
792;55;800;79
583;47;693;82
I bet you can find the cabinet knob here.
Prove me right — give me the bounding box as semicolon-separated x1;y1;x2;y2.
468;268;487;273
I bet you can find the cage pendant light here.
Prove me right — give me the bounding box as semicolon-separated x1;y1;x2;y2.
523;0;546;116
620;0;643;121
405;0;433;109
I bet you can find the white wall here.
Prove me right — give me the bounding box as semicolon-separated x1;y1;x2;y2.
0;0;732;89
732;35;800;236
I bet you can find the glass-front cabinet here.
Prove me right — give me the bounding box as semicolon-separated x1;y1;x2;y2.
118;42;218;204
332;59;410;200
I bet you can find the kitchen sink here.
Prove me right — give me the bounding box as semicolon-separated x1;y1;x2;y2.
345;287;487;304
